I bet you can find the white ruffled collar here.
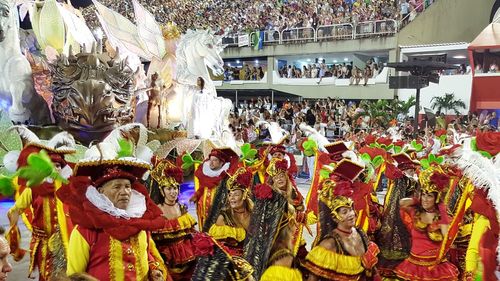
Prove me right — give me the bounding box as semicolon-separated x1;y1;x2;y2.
85;185;146;219
202;161;230;178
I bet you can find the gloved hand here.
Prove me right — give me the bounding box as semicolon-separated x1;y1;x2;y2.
361;242;380;269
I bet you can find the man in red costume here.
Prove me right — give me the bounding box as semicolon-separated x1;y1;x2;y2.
58;143;168;281
7;132;76;281
189;148;239;230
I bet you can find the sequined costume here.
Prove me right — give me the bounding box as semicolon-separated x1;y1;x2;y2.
394;208;459;280
152;207;197;281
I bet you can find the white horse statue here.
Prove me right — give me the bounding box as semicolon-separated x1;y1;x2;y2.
0;0;50;124
172;30;232;139
93;0;233;141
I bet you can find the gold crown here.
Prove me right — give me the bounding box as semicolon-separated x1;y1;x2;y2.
227;167;250;192
266;158;287;177
150;161;179;188
161;22;181;40
319;180;353;220
419;166;447;203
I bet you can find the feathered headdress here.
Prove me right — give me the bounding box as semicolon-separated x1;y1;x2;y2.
319;176;355;221
419;166;450;203
150;160;183;188
227;167;253;192
266;158;289;177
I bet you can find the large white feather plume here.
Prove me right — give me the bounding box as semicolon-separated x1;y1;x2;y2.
3;150;20;173
299;123;329;152
9;126;40;145
457;150;500;264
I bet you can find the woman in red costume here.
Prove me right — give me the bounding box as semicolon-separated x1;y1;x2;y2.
395;167;459;281
148;160;197;281
209;167;253;257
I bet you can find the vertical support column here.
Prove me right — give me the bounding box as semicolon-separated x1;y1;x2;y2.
414;88;420;137
267;56;275;86
235;90;238;107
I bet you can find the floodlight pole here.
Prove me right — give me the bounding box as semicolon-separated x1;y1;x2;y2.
414;87;420;138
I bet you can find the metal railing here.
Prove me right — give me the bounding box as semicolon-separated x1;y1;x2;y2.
221;13;425;48
317;23;354;40
263;30;281;44
281;27;316;43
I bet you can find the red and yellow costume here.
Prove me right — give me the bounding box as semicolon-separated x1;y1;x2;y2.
394;167;459;281
58;150;168;281
303;164;379;281
208;167;253;257
208;210;247;257
461;132;500;281
149;160;197;281
395;208;459;280
304;229;378;281
7;140;75;281
193;148;238;229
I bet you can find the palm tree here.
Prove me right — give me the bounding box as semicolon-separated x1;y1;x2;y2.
355;99;391;127
431;93;466;116
391;96;416;119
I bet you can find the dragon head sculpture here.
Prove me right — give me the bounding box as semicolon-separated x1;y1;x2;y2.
50;45;136;144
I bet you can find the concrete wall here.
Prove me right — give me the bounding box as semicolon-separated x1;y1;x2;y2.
397;0;495;46
398;74;473;115
222;36;397;59
218;81;394;100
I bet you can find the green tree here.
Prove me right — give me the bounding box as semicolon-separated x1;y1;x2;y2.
431;93;466;116
392;96;416;118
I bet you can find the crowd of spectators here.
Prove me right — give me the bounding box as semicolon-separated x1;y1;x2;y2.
223;64;266;81
227;97;498;148
82;0;434;37
278;59;381;85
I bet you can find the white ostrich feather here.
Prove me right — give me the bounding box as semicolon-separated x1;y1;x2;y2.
299;123;329;152
457;151;499;192
136;145;153;164
457;150;500;264
268;122;287;144
255;120;270;129
341;150;365;168
3;150;20;173
83;142;118;161
9;126;40;144
103;123;149;149
47;131;76;151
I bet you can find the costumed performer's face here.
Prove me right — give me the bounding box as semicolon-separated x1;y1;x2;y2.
0;236;12;281
99;179;132;210
336;206;356;229
446;130;455;144
273;172;288;191
421;192;437;211
272;151;285;159
53;162;62;172
209;156;224;171
228;189;245;210
163;185;179;203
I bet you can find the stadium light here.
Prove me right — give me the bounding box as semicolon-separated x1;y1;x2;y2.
344;58;349;61
236;60;240;64
452;55;466;59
